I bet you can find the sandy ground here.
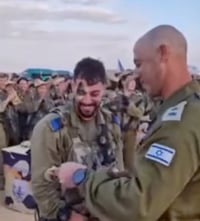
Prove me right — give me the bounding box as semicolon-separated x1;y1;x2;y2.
0;191;34;221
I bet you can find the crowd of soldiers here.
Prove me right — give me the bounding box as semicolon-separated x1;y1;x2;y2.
0;73;73;189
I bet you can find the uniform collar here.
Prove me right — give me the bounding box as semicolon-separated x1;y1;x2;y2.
159;80;200;116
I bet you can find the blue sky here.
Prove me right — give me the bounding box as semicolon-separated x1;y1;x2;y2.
0;0;199;72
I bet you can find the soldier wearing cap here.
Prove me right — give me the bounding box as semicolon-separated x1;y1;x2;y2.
15;77;32;141
0;72;9;189
52;76;73;106
25;79;54;139
0;79;21;189
31;57;124;221
104;69;147;169
102;70;120;105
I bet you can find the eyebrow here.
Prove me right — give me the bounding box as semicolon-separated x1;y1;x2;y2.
90;90;100;93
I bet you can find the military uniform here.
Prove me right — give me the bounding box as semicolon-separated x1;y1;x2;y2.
81;80;200;221
31;104;123;219
25;95;55;139
0;90;8;189
103;90;145;170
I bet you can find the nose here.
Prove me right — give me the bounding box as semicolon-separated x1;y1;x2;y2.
82;93;92;104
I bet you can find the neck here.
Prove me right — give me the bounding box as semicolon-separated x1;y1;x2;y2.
161;70;192;99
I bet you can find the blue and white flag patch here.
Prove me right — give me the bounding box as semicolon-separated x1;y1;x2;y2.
145;143;176;166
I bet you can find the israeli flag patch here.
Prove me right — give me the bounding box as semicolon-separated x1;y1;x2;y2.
145;143;176;166
162;101;187;121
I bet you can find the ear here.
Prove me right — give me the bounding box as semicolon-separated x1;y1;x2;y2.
158;44;169;62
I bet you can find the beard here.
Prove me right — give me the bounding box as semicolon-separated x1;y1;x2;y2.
76;102;99;120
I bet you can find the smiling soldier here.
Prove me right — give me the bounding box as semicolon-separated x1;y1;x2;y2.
31;57;124;221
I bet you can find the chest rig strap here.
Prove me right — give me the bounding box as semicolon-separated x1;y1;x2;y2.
96;124;115;167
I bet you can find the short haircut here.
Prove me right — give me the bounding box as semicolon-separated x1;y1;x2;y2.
73;57;107;85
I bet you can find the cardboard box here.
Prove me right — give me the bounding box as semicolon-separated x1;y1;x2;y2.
2;141;36;214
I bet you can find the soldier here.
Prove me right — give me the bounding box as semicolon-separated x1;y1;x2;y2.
31;57;124;221
0;72;9;190
102;71;120;105
53;76;73;106
3;80;21;145
0;80;22;189
56;25;200;221
24;79;54;139
17;77;30;95
104;70;146;169
16;77;31;141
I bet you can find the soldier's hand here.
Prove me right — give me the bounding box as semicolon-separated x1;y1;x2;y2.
68;211;86;221
58;162;86;189
7;89;17;102
44;166;59;182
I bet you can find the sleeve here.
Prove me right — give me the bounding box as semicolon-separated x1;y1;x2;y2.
84;122;200;221
31;117;66;219
0;98;9;113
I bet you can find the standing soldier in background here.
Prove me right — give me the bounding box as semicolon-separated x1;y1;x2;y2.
31;57;124;221
0;73;9;190
53;76;73;106
104;70;147;169
16;77;31;141
3;81;21;145
0;79;22;189
102;71;120;104
26;79;54;139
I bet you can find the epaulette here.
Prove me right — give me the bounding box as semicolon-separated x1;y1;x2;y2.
49;103;72;132
162;101;187;122
49;117;62;132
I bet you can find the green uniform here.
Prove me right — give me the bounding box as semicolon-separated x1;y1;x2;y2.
31;104;123;219
82;80;200;221
25;95;55;139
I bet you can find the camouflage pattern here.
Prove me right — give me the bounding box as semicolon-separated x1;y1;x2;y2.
103;90;145;170
31;104;123;219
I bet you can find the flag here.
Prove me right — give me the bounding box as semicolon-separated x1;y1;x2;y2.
117;59;125;72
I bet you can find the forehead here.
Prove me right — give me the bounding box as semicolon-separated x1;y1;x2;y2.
19;79;28;84
38;85;47;89
75;79;104;91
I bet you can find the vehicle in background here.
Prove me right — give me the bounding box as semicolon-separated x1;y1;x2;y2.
20;68;72;81
21;68;53;81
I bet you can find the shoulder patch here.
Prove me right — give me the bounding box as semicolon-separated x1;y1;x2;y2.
162;101;187;122
145;143;176;167
112;114;121;126
49;117;62;132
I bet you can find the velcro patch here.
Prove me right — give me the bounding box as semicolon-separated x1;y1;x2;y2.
145;143;176;166
162;101;187;121
49;117;62;132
